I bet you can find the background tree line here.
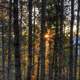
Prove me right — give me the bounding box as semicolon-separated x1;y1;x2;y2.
0;0;80;80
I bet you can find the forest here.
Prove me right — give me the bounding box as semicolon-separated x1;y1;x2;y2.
0;0;80;80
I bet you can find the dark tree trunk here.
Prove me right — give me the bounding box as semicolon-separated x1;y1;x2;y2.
48;42;54;80
26;0;33;80
54;1;60;80
7;0;12;80
59;0;64;80
74;0;80;80
36;56;40;80
1;21;5;80
32;2;35;76
39;0;46;80
13;0;22;80
69;0;74;80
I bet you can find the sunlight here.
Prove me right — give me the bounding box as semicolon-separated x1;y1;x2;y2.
65;25;77;34
44;34;50;39
73;25;77;32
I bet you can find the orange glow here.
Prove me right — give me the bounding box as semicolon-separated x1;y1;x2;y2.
44;34;50;39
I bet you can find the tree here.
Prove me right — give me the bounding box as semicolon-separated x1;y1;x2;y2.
54;0;62;80
69;0;74;80
39;0;46;80
13;0;22;80
1;20;5;80
26;0;33;80
58;0;64;80
74;0;80;79
7;0;12;80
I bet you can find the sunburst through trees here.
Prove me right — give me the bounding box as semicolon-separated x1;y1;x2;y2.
0;0;80;80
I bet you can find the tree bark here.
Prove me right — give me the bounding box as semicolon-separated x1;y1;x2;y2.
13;0;22;80
40;0;46;80
74;0;80;80
59;0;64;80
69;0;74;80
7;0;12;80
1;20;5;80
26;0;33;80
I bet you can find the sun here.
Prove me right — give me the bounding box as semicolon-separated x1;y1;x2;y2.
44;34;50;39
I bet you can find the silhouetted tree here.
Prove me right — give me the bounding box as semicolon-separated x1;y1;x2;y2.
1;21;5;80
39;0;46;80
74;0;80;80
69;0;74;80
59;0;64;79
26;0;33;80
13;0;22;80
54;1;61;80
7;0;12;80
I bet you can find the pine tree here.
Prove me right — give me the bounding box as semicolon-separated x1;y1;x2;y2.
26;0;33;80
69;0;74;80
59;0;64;79
13;0;22;80
54;1;61;80
74;0;80;79
7;0;12;80
39;0;46;80
1;20;5;80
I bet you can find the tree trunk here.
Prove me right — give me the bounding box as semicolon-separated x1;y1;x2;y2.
59;0;64;80
1;20;5;80
54;1;60;80
69;0;74;80
74;0;80;80
7;0;12;80
26;0;33;80
13;0;22;80
39;0;46;80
